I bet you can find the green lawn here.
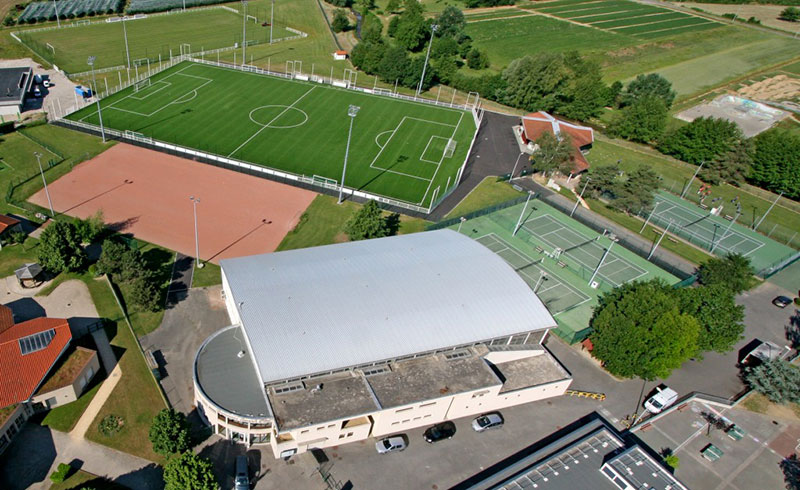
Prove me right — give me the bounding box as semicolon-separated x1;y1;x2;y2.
0;238;39;278
41;379;102;433
50;469;130;490
68;61;476;209
17;7;292;73
444;177;523;219
276;194;429;251
192;261;222;287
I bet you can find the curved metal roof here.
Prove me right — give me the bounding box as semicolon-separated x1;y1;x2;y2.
221;230;556;383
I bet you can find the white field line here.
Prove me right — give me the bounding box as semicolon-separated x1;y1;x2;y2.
227;86;316;158
420;136;450;164
368;117;438;182
419;111;463;206
130;80;171;100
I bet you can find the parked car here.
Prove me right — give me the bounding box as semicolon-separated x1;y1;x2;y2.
234;455;249;490
772;296;793;308
423;421;456;443
472;413;504;432
375;435;407;454
644;386;678;414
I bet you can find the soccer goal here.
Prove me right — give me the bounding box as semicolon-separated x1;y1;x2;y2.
124;130;152;143
134;79;151;92
374;87;394;97
444;139;457;158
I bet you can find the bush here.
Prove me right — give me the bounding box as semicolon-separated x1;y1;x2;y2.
10;230;27;245
780;6;800;21
664;454;680;470
332;8;349;32
98;414;124;436
50;463;72;483
745;359;800;404
149;409;191;455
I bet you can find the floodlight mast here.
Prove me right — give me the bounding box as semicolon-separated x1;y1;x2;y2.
190;196;204;268
53;0;60;28
34;152;54;217
87;56;106;143
270;0;274;44
242;0;248;66
338;105;360;204
122;18;131;70
416;24;438;98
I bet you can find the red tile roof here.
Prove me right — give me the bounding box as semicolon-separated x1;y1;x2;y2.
0;305;13;335
0;317;71;408
521;112;594;174
0;215;20;234
335;50;348;55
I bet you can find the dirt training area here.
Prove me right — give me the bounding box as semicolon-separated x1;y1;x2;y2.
29;144;316;263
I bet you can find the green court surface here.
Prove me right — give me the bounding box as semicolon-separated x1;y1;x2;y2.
66;61;477;209
452;199;678;343
16;8;292;73
644;191;795;273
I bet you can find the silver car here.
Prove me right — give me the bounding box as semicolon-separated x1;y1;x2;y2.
472;413;504;432
375;435;407;454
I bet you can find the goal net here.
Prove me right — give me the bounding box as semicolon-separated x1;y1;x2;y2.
444;139;457;158
134;79;151;92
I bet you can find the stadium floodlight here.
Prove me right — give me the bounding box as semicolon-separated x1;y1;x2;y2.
571;176;590;217
242;0;248;67
338;105;360;204
270;0;275;44
122;17;131;70
53;0;60;28
34;152;54;217
416;24;438;98
87;56;106;143
510;152;524;182
190;196;204;268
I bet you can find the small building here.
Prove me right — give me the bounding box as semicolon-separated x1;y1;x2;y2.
515;112;594;176
0;214;22;250
333;50;348;61
0;67;34;119
0;304;99;454
15;263;44;289
194;230;572;458
461;413;688;490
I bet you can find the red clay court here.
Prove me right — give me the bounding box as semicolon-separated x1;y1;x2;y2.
29;144;316;263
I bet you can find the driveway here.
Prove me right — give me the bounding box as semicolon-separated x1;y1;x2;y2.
0;58;76;121
140;286;230;414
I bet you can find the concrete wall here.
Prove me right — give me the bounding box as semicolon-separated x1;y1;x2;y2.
448;378;572;416
272;415;373;456
371;395;455;438
0;404;31;455
31;351;100;409
221;269;240;326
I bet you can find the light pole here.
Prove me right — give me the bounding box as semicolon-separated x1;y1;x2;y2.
241;0;248;67
416;24;438;98
639;201;661;233
34;152;54;217
570;177;590;217
53;0;60;28
87;56;106;143
457;216;466;233
534;271;547;293
509;152;524;182
190;196;204;268
338;105;360;204
270;0;274;44
122;18;131;70
681;161;704;199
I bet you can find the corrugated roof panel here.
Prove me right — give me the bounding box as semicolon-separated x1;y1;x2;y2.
221;230;556;383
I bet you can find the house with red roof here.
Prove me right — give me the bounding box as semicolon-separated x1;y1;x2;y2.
0;304;99;454
0;214;22;250
515;112;595;176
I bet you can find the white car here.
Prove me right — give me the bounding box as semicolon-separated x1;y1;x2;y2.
472;413;504;432
375;435;407;454
644;386;678;414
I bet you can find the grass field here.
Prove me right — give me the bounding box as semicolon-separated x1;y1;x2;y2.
444;177;523;219
17;7;292;74
67;61;477;209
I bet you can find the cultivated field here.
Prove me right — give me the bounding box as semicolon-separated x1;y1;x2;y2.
66;61;477;209
16;7;292;73
681;2;800;33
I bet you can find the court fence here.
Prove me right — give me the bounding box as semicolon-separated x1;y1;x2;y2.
426;194;532;231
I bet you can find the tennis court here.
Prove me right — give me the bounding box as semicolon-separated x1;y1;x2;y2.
520;214;648;287
647;192;764;256
477;233;590;314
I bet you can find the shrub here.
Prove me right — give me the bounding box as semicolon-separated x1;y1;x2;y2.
149;409;191;455
780;6;800;21
49;463;71;483
664;454;680;470
98;414;124;436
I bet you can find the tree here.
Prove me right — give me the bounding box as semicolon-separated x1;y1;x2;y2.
128;274;161;312
779;6;800;21
436;5;466;38
677;285;744;354
96;239;130;276
559;54;606;121
605;80;623;107
697;253;754;294
658;117;743;165
163;452;218;490
585;164;622;199
392;1;428;51
377;46;411;84
610;167;660;214
700;139;752;186
331;9;349;32
781;454;800;490
72;210;104;244
750;129;800;199
744;359;800;404
38;220;87;273
344;200;390;241
385;0;400;13
589;280;700;380
608;95;667;143
323;0;352;6
620;73;676;109
500;54;571;113
530;131;573;177
149;409;191;455
466;48;489;70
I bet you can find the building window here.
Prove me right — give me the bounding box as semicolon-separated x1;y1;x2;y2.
327;424;335;428
317;426;325;431
87;366;94;379
347;432;353;437
301;430;309;434
391;421;399;426
0;435;7;453
395;407;413;413
419;402;436;408
6;424;17;438
338;434;346;439
14;413;25;429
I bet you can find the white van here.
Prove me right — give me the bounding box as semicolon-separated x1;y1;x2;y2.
644;386;678;414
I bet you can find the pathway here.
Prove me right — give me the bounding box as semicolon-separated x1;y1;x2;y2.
70;364;122;439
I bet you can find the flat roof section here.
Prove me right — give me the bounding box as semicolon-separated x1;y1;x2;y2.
0;67;31;107
195;326;270;419
366;350;501;409
492;352;570;394
221;230;557;384
268;373;379;431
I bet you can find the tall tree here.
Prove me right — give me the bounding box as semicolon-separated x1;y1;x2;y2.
530;131;573;177
589;280;700;380
700;139;753;186
149;409;191;455
38;220;87;273
677;285;745;354
163;452;218;490
436;5;466;38
560;54;606;121
585;164;622;199
344;200;391;241
608;95;667;143
779;6;800;21
500;54;571;113
658;117;743;165
750;129;800;199
611;167;660;214
697;253;754;294
331;9;350;32
744;359;800;404
620;73;676;108
385;0;400;13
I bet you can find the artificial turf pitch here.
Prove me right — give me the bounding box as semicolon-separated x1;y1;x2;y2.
67;61;477;208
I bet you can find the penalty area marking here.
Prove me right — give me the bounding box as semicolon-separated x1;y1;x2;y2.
420;135;450;164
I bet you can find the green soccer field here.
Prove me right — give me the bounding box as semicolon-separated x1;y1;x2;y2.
66;61;477;209
17;7;292;74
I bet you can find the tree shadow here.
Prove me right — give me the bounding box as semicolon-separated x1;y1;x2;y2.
111;462;164;489
106;217;140;233
385;212;401;236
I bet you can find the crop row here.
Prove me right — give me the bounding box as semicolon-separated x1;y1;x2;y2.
18;0;123;23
